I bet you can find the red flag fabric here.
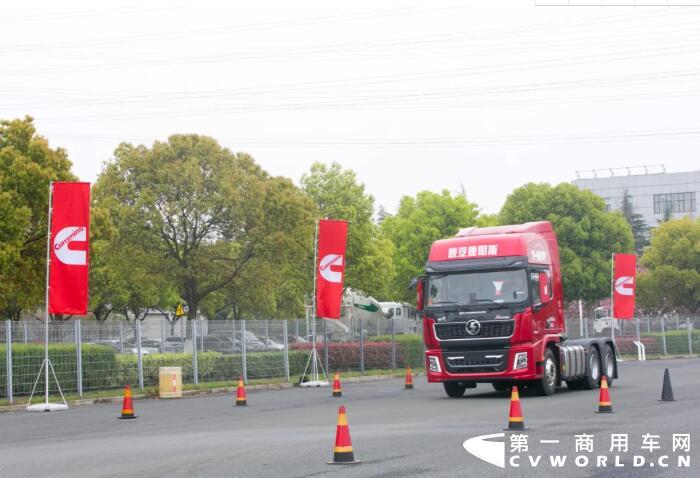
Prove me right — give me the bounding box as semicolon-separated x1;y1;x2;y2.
316;220;348;319
48;182;91;315
613;253;636;320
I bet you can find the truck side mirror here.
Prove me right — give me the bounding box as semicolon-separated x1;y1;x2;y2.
539;271;550;305
416;279;424;311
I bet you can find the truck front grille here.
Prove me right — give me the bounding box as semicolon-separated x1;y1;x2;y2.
434;321;514;340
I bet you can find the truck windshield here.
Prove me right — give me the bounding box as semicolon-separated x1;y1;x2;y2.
427;269;528;306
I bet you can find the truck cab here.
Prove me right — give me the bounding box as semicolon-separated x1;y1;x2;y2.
418;221;618;397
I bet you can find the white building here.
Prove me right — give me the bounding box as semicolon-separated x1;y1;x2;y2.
573;167;699;228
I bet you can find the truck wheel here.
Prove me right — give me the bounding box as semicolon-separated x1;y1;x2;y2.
492;382;511;393
443;382;466;398
601;345;615;387
534;348;557;396
582;347;601;390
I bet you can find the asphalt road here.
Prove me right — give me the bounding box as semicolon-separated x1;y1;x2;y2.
0;358;698;478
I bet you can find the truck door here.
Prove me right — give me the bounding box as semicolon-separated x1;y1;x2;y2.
530;269;554;339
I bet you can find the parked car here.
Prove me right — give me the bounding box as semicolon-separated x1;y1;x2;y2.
139;339;162;354
163;336;188;353
261;337;285;351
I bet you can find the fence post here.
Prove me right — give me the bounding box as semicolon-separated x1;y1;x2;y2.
359;318;364;374
391;317;396;370
241;319;248;383
294;319;299;340
264;319;269;352
6;321;12;404
192;320;199;385
119;321;124;353
161;316;166;353
76;320;83;397
23;320;28;344
323;318;329;375
136;319;144;390
660;316;667;355
688;317;693;356
283;320;290;382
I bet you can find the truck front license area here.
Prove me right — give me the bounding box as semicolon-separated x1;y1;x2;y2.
425;348;537;382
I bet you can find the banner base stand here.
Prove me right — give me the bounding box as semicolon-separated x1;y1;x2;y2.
26;403;69;412
25;358;69;412
300;380;330;388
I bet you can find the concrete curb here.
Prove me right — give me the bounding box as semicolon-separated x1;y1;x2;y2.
0;371;424;413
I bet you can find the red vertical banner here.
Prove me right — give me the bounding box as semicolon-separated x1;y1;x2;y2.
613;253;636;320
48;182;91;315
316;220;348;319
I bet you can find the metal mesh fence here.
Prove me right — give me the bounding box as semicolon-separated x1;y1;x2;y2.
1;316;425;404
3;311;689;404
564;302;698;358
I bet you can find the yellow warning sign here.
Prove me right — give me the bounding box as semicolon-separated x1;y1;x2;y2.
175;303;186;317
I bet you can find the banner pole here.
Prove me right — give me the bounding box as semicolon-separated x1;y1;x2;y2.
301;219;328;386
610;253;622;362
44;182;53;407
27;182;68;411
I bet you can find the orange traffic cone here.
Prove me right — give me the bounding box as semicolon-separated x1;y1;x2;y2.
332;372;342;398
504;386;527;430
595;376;613;413
118;384;136;419
404;367;414;390
328;406;360;465
235;377;247;406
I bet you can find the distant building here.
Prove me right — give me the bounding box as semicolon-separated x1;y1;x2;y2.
573;167;699;227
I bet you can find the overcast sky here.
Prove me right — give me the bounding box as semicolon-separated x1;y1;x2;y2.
2;0;700;214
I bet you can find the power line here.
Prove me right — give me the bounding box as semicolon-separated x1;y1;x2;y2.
40;128;700;148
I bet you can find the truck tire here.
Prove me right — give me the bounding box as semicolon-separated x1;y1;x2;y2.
581;347;601;390
601;344;615;387
534;348;557;396
443;382;466;398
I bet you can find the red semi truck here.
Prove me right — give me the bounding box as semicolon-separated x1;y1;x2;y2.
415;221;618;397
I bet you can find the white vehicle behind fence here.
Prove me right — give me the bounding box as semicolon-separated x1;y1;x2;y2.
379;302;419;334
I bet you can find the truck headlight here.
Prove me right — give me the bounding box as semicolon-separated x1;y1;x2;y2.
513;352;528;370
428;355;441;373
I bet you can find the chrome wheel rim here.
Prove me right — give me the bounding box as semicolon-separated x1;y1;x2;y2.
545;357;556;388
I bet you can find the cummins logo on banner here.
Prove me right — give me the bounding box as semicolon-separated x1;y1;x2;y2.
613;253;636;319
315;220;348;319
48;182;91;315
54;226;87;265
319;253;343;283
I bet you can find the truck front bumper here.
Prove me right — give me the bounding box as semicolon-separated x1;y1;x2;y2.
425;347;539;382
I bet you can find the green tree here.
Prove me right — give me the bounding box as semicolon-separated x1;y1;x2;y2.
300;162;395;300
637;217;699;314
0;117;75;320
381;190;479;302
500;183;634;301
620;189;649;254
93;135;316;323
89;204;178;323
